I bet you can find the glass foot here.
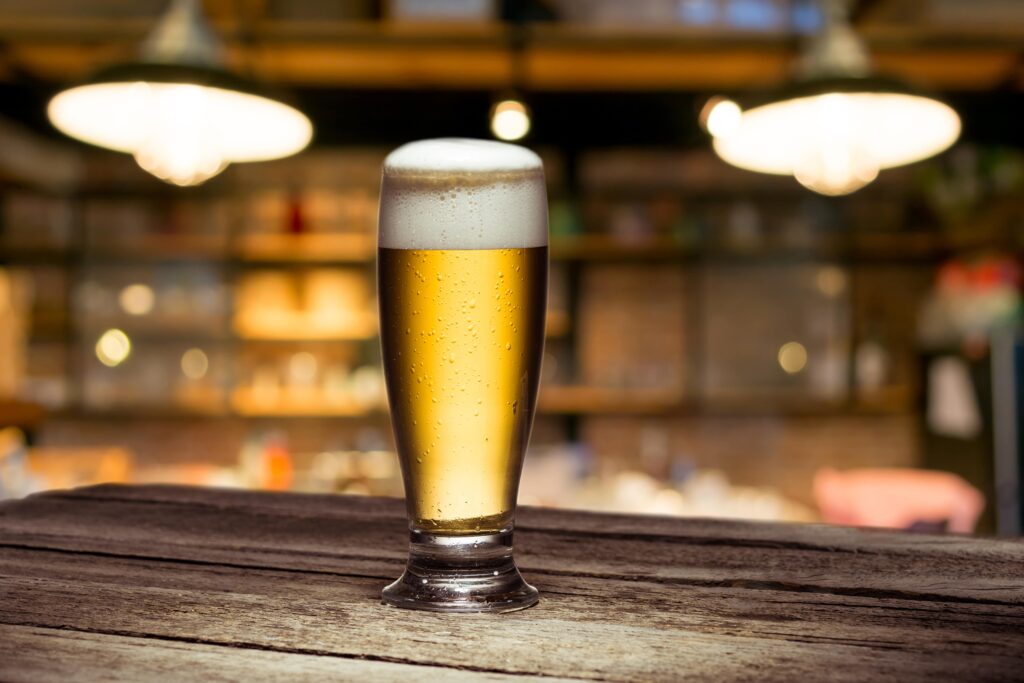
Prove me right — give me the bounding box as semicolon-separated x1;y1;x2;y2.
382;529;538;613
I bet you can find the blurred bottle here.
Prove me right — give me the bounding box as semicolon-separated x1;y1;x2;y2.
238;431;294;491
286;189;305;235
855;318;892;395
0;269;31;399
0;427;36;499
263;434;294;491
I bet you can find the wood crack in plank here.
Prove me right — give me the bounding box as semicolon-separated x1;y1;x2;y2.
0;542;399;581
24;491;407;521
4;539;1018;608
2;621;610;682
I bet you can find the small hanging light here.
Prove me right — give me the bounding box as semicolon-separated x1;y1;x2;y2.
47;0;312;186
489;21;533;144
490;97;532;142
706;0;960;196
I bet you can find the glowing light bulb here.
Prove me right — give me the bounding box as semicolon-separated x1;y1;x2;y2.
704;98;742;139
490;99;531;141
792;93;878;196
133;84;226;186
181;347;209;380
815;266;847;298
119;283;155;315
48;81;312;187
778;342;808;375
712;91;960;196
96;329;131;367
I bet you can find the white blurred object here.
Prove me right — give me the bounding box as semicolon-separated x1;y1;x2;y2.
519;444;589;507
855;339;890;393
388;0;495;21
927;356;982;439
557;466;814;523
46;0;311;186
0;428;33;499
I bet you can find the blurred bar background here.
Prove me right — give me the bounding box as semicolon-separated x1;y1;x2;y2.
0;0;1021;535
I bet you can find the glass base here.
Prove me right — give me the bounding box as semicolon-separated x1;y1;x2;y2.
382;528;538;613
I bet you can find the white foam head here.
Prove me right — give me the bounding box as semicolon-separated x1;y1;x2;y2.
379;138;547;250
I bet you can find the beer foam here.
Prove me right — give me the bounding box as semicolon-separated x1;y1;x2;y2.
379;138;547;250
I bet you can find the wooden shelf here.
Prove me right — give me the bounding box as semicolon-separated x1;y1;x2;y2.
46;389;913;420
550;235;695;261
538;385;686;415
230;388;384;417
545;230;1013;264
83;234;228;261
59;404;228;420
0;399;47;428
236;233;375;264
699;395;913;417
536;386;913;417
233;321;378;342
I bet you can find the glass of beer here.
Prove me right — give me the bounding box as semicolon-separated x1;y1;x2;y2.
378;138;546;612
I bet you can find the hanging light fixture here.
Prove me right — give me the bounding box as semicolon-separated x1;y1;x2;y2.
490;96;532;141
489;20;533;143
706;0;960;196
47;0;312;186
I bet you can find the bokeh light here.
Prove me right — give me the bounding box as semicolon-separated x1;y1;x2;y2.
777;341;808;374
96;329;131;367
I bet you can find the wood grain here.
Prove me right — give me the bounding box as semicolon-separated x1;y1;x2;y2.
1;484;1022;682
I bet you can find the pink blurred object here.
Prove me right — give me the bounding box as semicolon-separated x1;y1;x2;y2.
814;467;985;533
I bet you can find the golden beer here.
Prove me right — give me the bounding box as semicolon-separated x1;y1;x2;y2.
379;246;546;533
378;138;546;612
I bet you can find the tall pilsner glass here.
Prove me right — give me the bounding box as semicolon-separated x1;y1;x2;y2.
378;139;546;612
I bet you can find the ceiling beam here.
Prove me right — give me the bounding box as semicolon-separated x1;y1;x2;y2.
0;20;1019;91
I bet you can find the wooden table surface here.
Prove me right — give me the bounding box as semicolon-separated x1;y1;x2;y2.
1;484;1023;682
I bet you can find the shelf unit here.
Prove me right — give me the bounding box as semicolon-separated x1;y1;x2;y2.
7;146;1020;427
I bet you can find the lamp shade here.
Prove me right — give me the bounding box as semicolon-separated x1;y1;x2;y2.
711;77;960;196
706;0;960;196
46;1;312;186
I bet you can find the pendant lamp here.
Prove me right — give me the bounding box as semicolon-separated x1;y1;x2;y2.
707;0;960;196
47;0;312;186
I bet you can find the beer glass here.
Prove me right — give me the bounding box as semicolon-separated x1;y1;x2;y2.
378;138;546;612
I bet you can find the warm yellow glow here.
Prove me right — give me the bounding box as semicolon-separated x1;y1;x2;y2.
48;81;313;186
705;98;742;139
490;99;531;141
119;283;155;316
288;351;318;384
815;266;847;298
96;329;131;367
180;347;209;380
778;341;808;375
712;92;960;195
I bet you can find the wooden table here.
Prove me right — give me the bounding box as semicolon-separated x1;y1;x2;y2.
1;485;1022;681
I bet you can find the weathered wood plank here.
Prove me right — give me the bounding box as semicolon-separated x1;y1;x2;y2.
1;545;1023;681
44;483;1024;559
0;625;574;683
3;486;1022;605
2;485;1023;681
2;546;1022;653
